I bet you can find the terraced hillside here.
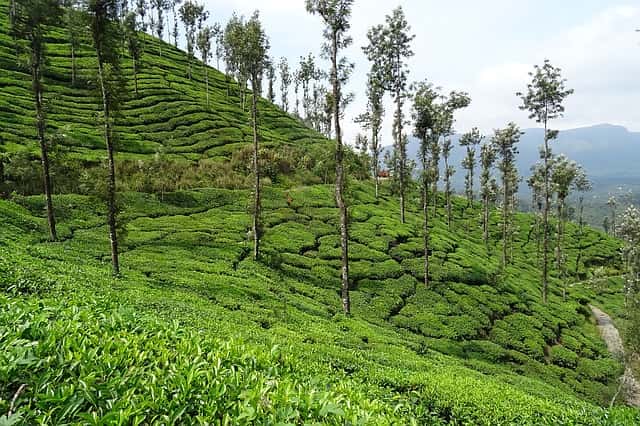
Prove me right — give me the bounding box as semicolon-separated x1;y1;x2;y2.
1;182;638;424
0;0;327;163
1;1;639;423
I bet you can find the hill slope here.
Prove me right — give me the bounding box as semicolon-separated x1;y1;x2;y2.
1;1;639;424
0;0;326;163
1;183;638;423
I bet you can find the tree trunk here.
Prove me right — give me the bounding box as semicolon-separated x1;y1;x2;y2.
373;130;379;199
483;195;489;245
31;49;57;242
557;197;564;271
332;32;349;315
542;121;550;303
97;58;120;276
422;150;430;287
575;196;585;279
251;78;261;261
204;65;209;108
469;162;475;206
396;89;405;224
445;152;451;229
502;169;508;268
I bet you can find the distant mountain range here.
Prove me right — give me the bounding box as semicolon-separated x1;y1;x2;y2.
383;124;640;192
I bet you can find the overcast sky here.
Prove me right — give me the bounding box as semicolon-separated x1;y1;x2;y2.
202;0;640;146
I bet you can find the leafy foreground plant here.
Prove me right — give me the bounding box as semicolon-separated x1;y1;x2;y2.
0;291;638;425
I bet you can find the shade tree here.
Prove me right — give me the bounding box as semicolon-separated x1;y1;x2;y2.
518;60;573;303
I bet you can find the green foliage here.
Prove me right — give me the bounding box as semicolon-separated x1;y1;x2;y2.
0;1;637;423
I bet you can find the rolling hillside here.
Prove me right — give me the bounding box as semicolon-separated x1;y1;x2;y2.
0;0;639;424
0;0;327;163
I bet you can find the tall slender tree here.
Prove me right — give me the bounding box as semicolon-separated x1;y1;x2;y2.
196;25;213;107
491;123;522;268
63;0;83;86
123;11;142;97
480;142;496;245
265;58;275;103
440;91;470;227
223;13;249;110
278;57;291;112
528;161;546;263
363;6;414;223
150;0;167;55
551;155;584;273
354;72;384;198
86;0;124;275
617;206;640;353
212;22;222;69
518;60;573;303
179;0;204;79
412;80;439;287
306;0;354;315
170;0;181;47
241;11;269;260
459;127;483;206
13;0;62;242
574;173;592;279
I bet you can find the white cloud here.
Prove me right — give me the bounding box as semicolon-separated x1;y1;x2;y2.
199;1;640;146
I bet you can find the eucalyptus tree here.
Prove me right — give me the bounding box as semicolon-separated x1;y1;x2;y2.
306;0;354;315
12;0;63;242
265;58;275;103
170;0;182;47
479;142;496;244
617;205;640;353
528;161;546;261
354;133;369;169
354;72;384;198
551;155;584;277
150;0;168;55
518;60;573;303
491;123;522;268
212;22;223;69
442;138;455;227
179;0;205;79
123;11;142;97
574;172;592;279
135;0;147;33
459;128;483;206
298;53;320;121
293;71;301;116
86;0;125;275
223;13;249;110
278;56;291;112
441;91;470;227
363;6;414;223
412;80;440;287
63;0;83;86
240;11;270;260
196;25;213;107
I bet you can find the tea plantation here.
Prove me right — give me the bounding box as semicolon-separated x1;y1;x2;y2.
0;183;637;424
1;0;639;423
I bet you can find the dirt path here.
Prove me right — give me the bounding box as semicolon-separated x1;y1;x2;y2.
590;305;640;407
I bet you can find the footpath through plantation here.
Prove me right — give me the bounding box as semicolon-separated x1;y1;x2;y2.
1;0;640;423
